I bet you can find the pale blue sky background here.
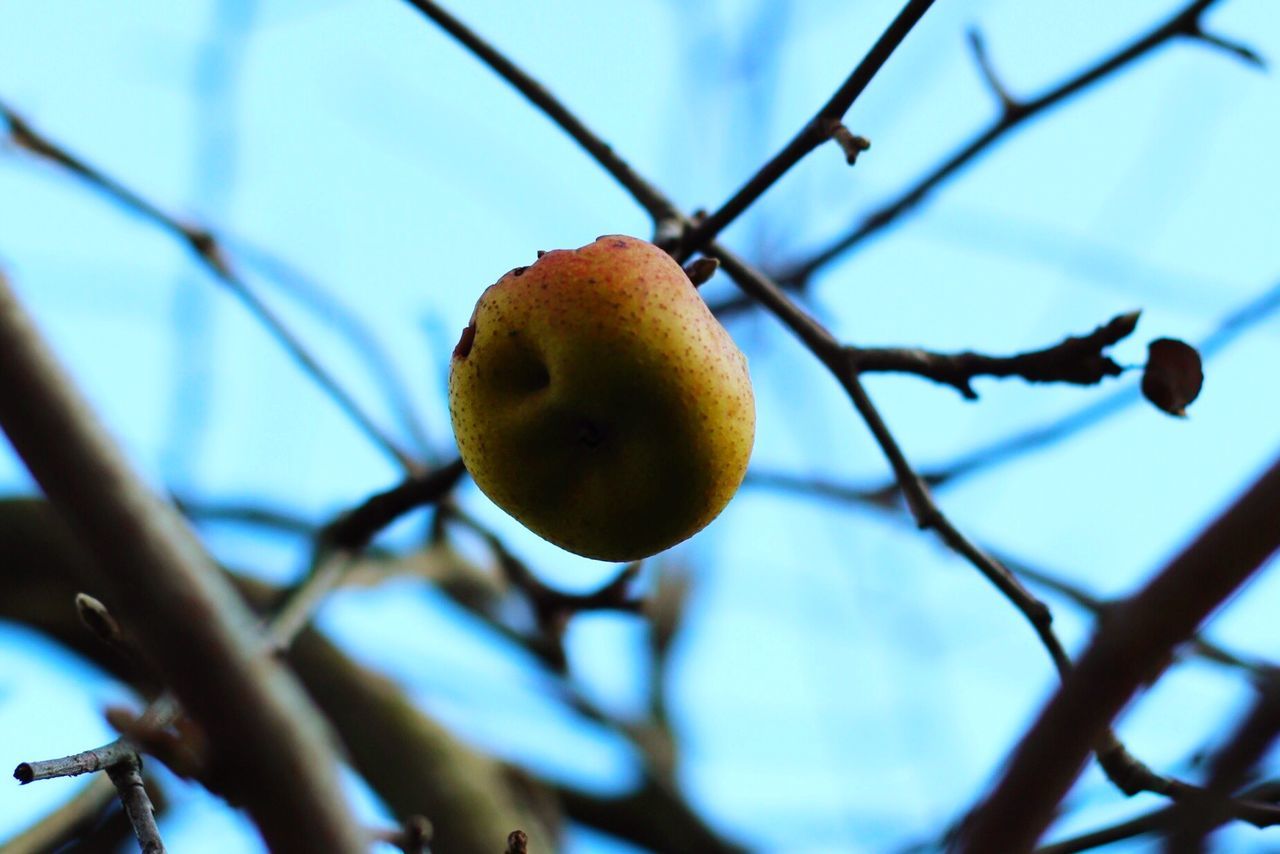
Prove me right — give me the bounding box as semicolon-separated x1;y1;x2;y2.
1;1;1278;851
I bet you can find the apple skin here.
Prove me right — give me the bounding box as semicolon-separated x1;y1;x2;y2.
449;234;754;561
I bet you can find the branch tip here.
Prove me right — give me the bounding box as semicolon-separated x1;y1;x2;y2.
1186;21;1267;69
684;257;719;287
967;27;1020;114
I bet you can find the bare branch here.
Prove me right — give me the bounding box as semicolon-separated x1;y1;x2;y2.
676;0;938;259
442;505;644;671
0;100;419;472
0;273;365;851
776;0;1247;288
958;453;1280;852
105;755;165;854
853;310;1139;399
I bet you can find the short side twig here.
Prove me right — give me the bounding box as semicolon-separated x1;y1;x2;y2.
105;755;165;854
853;311;1138;399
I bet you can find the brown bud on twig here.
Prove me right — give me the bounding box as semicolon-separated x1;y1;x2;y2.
825;120;871;165
684;257;719;287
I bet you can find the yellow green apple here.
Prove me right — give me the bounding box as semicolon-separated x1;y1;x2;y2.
448;234;755;561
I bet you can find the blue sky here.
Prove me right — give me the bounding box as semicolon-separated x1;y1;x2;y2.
1;1;1278;851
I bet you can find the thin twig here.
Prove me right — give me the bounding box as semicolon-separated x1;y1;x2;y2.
0;100;418;472
676;0;938;260
105;755;165;854
16;525;360;794
401;0;677;223
229;237;436;457
319;457;466;551
776;0;1254;287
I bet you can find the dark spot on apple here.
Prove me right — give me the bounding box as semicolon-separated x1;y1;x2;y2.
453;323;475;359
529;360;551;390
575;418;607;448
511;266;528;277
610;239;628;249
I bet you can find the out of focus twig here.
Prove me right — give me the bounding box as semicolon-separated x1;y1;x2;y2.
0;100;418;472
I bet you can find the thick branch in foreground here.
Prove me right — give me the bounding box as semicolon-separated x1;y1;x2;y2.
958;452;1280;852
853;311;1138;398
0;276;365;852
